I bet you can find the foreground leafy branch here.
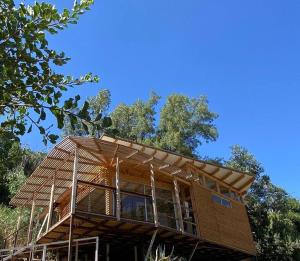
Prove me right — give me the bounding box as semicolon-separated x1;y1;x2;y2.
0;0;109;144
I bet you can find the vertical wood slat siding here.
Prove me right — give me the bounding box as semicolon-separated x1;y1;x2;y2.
191;182;256;254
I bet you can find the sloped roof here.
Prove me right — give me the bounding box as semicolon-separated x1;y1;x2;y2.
10;135;254;207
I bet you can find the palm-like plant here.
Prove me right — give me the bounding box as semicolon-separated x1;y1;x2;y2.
148;245;187;261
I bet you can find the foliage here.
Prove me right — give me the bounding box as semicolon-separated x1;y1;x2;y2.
63;90;218;157
226;145;264;177
0;128;45;204
148;246;187;261
0;0;107;144
63;89;112;137
110;91;160;143
225;146;300;260
0;130;24;204
156;94;218;156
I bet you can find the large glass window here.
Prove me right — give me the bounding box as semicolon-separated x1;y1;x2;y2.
156;188;177;229
120;193;153;222
219;185;231;198
205;177;218;192
120;181;153;222
180;186;197;235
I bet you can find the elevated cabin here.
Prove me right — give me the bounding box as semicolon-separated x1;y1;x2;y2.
0;135;256;261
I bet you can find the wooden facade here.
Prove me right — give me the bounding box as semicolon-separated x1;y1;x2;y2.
0;135;256;261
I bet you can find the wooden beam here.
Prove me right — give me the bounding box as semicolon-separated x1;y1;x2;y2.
110;144;119;166
173;156;183;166
173;178;184;233
160;153;169;162
150;164;158;227
210;167;221;176
171;169;182;175
188;241;199;261
237;176;255;191
229;175;245;186
27;195;35;244
26;183;67;190
220;170;233;181
68;147;78;261
35;174;71;182
46;172;56;232
116;157;121;221
55;147;102;165
143;157;154;164
144;229;158;261
158;164;170;170
38;166;100;176
47;156;101;166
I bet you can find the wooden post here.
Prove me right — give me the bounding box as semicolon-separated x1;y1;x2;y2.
27;195;36;244
68;148;79;261
134;246;138;261
173;178;184;233
150;164;158;227
106;243;110;261
42;245;47;261
144;229;158;261
75;241;79;261
13;213;22;250
115;157;121;221
188;241;199;261
95;237;99;261
47;172;56;232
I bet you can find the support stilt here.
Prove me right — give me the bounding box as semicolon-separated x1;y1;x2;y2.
68;148;78;261
106;243;110;261
144;229;158;261
134;245;138;261
188;241;199;261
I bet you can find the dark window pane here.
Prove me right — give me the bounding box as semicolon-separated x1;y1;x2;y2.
205;177;217;191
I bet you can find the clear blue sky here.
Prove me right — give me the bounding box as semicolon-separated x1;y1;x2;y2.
21;0;300;198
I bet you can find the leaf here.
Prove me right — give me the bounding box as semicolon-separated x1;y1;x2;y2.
40;108;46;120
27;125;33;133
94;113;102;122
56;111;65;129
82;121;89;134
69;114;78;130
102;116;112;128
48;134;59;144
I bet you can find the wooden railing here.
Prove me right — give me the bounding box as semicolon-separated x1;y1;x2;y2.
76;180;154;223
75;180;197;236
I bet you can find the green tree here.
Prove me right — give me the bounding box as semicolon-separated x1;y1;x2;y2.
110;92;160;143
0;130;23;204
63;91;218;157
0;0;101;144
156;94;218;156
226;146;300;260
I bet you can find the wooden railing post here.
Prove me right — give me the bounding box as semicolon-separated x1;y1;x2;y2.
13;214;22;250
46;172;56;232
115;157;121;221
27;194;36;244
173;178;184;233
150;164;158;227
68;147;78;261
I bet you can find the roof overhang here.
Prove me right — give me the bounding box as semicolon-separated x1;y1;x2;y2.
10;135;255;207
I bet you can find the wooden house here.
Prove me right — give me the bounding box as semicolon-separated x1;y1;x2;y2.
0;135;256;260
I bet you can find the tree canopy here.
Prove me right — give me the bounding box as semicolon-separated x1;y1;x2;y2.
63;90;219;157
225;146;300;260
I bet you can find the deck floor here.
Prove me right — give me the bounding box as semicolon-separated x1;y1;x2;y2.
36;211;253;260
